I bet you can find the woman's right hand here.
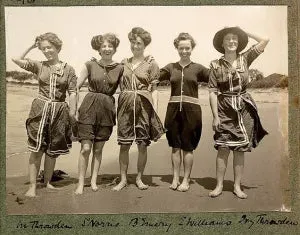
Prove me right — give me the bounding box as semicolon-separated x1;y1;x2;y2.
212;117;220;132
30;38;39;49
11;40;38;67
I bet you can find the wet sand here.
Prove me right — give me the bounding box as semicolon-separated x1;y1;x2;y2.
6;84;289;214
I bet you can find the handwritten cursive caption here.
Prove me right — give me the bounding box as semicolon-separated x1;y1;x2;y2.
14;214;298;233
17;0;35;4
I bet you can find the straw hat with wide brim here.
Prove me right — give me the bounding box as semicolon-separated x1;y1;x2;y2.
213;27;248;54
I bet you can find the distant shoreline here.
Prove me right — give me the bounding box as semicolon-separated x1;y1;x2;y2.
6;70;288;89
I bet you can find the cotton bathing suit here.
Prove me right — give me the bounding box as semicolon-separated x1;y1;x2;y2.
77;58;123;142
22;59;77;157
208;45;268;152
117;56;165;146
160;62;209;151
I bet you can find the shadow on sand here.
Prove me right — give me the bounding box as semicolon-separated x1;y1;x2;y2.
68;174;258;192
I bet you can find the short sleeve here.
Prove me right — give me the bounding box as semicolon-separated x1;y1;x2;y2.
84;61;91;76
119;65;124;79
67;66;77;95
242;44;264;67
208;62;218;93
197;64;210;83
21;59;41;74
149;60;160;85
159;64;171;82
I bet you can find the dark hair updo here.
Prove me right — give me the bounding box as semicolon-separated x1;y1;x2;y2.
91;33;120;51
173;32;196;49
35;32;63;52
128;27;151;47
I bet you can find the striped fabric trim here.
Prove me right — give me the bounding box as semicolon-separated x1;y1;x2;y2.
27;149;71;155
50;102;56;124
216;70;249;146
37;94;50;102
117;137;150;145
28;101;49;152
169;95;200;105
47;149;70;154
253;45;264;54
219;91;246;96
133;77;137;142
28;62;66;153
215;139;249;146
234;96;249;143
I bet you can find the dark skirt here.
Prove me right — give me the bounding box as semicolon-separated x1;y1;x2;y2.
165;102;202;151
26;98;72;157
117;91;164;145
214;92;268;152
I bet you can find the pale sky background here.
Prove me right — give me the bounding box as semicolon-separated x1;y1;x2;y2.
5;6;288;77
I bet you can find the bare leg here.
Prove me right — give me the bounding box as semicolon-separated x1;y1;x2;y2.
44;154;57;189
169;148;181;190
136;144;149;190
25;151;44;197
75;140;92;195
177;150;193;192
233;151;247;199
90;141;105;192
209;147;230;197
112;144;130;191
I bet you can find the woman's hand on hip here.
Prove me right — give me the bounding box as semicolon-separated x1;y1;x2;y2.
212;117;220;131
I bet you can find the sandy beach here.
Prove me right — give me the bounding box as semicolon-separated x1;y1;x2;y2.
6;84;289;214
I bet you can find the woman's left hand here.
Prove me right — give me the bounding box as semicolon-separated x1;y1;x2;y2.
69;111;77;122
69;111;78;138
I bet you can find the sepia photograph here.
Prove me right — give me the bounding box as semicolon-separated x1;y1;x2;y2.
4;5;290;217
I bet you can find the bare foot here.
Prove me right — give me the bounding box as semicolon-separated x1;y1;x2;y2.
169;181;180;190
91;183;99;192
46;183;59;190
25;185;36;197
74;184;84;195
233;187;248;199
177;181;190;192
209;186;223;198
136;179;149;190
112;181;127;191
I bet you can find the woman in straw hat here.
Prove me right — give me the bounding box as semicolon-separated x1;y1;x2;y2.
208;27;269;199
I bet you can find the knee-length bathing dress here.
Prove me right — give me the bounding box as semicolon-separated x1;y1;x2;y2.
117;56;165;146
78;59;123;142
160;62;209;151
208;45;268;152
22;59;77;157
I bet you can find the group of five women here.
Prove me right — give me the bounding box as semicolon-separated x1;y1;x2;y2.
12;26;269;199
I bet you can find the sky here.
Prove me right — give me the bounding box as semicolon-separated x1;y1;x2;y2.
5;6;288;77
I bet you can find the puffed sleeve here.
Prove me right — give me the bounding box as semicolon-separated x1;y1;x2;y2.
197;64;210;83
149;60;160;85
67;66;77;95
21;59;41;75
208;61;219;93
159;63;171;81
242;44;264;67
